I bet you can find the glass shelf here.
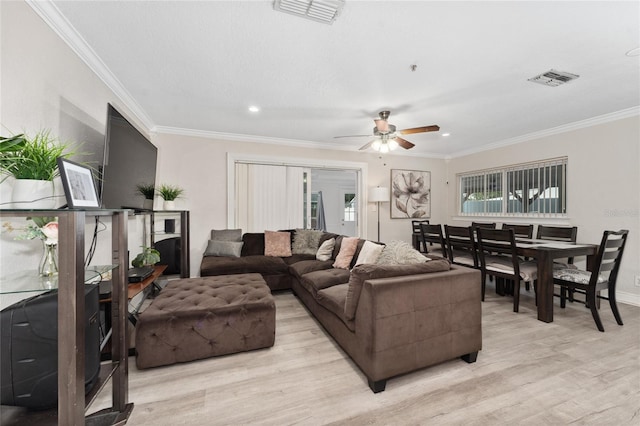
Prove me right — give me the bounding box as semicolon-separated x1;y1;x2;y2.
0;264;117;295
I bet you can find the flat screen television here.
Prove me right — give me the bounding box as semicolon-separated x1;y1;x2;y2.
100;104;157;210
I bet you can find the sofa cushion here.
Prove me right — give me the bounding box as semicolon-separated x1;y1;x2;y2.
210;228;242;242
299;268;351;296
316;238;335;261
282;253;316;265
292;229;323;255
289;259;334;280
354;240;385;266
204;240;243;257
241;233;265;256
316;284;354;331
200;255;289;277
265;230;292;257
344;259;452;320
333;237;359;269
377;240;430;265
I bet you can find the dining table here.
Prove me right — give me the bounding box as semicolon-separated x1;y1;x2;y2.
511;238;598;323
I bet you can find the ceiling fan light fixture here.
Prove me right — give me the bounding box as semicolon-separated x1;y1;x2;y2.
388;139;399;150
378;143;390;154
371;140;382;151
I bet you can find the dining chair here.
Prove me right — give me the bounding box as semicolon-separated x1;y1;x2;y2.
501;223;534;238
444;225;478;268
419;223;447;258
552;229;629;332
536;225;578;266
476;228;538;312
411;219;429;252
471;221;496;230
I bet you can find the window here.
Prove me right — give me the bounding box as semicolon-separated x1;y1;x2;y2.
458;157;567;216
344;193;356;221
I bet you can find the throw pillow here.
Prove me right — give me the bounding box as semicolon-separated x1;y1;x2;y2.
204;240;243;257
292;229;323;255
376;240;430;265
316;238;336;261
211;228;242;242
354;240;385;266
264;230;292;257
332;237;359;269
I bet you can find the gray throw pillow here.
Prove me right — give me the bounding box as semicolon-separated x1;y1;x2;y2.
292;229;323;255
376;240;430;265
211;229;242;242
204;240;243;257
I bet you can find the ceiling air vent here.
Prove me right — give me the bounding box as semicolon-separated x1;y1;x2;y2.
528;69;580;87
273;0;345;25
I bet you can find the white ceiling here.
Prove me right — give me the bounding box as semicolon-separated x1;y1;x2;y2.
39;1;639;158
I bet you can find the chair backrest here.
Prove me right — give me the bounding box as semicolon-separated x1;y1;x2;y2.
476;228;521;280
411;220;429;252
536;225;577;242
592;230;629;287
501;223;534;239
412;220;429;234
472;221;497;230
419;223;446;255
444;225;478;267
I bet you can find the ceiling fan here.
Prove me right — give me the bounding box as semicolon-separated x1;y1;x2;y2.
335;111;440;153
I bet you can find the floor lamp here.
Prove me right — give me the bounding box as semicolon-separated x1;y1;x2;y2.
369;186;389;242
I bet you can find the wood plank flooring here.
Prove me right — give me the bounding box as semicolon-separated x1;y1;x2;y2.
8;283;640;425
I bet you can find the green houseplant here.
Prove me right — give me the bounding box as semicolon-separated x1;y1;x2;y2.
157;184;184;210
136;183;155;210
0;130;75;208
131;246;161;268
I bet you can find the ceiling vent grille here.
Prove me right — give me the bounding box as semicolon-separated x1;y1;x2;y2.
273;0;345;25
528;69;580;87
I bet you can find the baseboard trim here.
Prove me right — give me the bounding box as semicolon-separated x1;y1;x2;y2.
617;291;640;307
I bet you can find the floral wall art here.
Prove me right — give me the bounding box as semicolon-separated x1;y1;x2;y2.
391;169;431;219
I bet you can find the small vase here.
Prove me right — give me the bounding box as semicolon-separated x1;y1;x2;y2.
163;200;175;210
39;242;58;277
12;179;57;209
143;198;154;210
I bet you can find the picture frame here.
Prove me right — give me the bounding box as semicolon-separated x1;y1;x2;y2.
390;169;431;219
57;157;101;208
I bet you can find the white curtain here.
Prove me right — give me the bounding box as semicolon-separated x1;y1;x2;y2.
236;163;304;232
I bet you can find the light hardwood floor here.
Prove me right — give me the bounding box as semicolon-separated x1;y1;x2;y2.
83;283;640;426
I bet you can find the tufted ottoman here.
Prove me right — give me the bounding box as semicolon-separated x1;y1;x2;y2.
135;273;275;369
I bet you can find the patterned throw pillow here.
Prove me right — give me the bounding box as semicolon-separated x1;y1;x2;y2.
264;230;292;257
354;240;385;266
332;237;359;269
376;240;429;265
292;229;323;255
316;238;335;261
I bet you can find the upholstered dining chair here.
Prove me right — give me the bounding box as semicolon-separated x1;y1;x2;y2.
476;228;538;312
419;223;447;258
501;223;534;239
553;229;629;332
411;219;429;252
444;225;478;268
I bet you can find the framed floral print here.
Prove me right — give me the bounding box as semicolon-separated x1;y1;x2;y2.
390;169;431;219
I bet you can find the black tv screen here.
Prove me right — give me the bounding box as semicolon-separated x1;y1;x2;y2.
101;104;157;209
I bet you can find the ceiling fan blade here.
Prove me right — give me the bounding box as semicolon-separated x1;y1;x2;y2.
374;119;389;133
399;125;440;135
395;137;415;150
359;140;376;151
334;134;370;139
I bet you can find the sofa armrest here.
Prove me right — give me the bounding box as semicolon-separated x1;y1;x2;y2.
354;265;481;380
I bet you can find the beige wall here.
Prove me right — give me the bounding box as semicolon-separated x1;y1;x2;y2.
2;1;638;304
447;115;640;303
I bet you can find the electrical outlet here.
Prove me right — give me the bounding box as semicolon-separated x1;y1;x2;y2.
635;275;640;287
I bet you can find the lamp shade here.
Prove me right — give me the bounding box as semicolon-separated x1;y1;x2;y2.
369;186;390;203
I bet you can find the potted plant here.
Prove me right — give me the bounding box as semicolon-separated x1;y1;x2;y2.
0;130;75;208
136;183;155;210
157;183;184;210
131;246;160;268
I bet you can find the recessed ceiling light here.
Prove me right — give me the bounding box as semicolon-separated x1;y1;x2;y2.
626;47;640;57
442;133;450;137
248;106;260;113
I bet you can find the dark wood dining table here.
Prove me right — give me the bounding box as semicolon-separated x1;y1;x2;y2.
512;239;598;323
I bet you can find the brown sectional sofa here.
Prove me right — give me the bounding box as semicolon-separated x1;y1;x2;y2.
200;230;482;392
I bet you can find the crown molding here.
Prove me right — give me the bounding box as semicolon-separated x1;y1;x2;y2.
26;0;156;132
449;106;640;159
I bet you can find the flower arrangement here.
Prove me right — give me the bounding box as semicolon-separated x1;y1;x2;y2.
157;184;184;201
13;217;59;245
